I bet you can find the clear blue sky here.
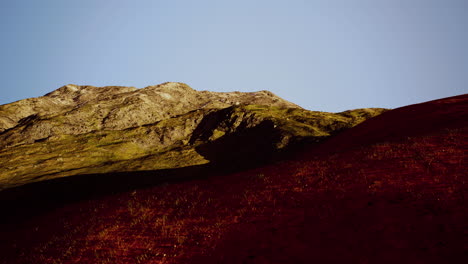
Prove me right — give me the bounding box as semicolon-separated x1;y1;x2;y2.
1;0;467;111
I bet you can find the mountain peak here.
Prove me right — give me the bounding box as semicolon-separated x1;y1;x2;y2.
0;82;389;189
0;82;301;136
142;82;194;91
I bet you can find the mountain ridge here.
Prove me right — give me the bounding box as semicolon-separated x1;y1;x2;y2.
0;82;300;134
0;82;386;190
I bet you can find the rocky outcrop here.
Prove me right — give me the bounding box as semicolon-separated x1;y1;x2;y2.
0;82;387;189
0;82;300;148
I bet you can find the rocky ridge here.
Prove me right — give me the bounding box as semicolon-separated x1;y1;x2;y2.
0;82;387;189
0;82;298;143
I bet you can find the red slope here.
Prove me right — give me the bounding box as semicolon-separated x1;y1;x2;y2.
0;94;467;264
310;93;468;154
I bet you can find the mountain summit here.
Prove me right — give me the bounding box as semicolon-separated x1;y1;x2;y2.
0;83;386;189
0;82;299;134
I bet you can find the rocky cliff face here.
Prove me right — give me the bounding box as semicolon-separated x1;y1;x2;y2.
0;82;386;189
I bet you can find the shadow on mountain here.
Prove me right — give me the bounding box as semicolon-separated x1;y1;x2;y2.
190;108;323;170
195;120;280;170
0;164;221;225
0;117;319;226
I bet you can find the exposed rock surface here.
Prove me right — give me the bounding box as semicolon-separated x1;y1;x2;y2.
0;82;298;135
0;82;387;189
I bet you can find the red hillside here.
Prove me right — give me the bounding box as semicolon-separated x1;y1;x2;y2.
1;94;467;264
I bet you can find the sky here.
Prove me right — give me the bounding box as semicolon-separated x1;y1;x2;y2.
0;0;467;112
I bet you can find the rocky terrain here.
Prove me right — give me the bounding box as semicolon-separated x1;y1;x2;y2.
0;82;386;189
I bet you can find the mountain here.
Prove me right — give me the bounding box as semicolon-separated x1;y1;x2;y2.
0;87;465;264
0;82;385;190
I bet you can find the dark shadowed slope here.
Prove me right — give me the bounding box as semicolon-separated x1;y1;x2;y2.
310;93;468;154
0;94;466;264
208;95;467;264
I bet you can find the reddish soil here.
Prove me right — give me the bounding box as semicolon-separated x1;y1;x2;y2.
1;94;467;264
